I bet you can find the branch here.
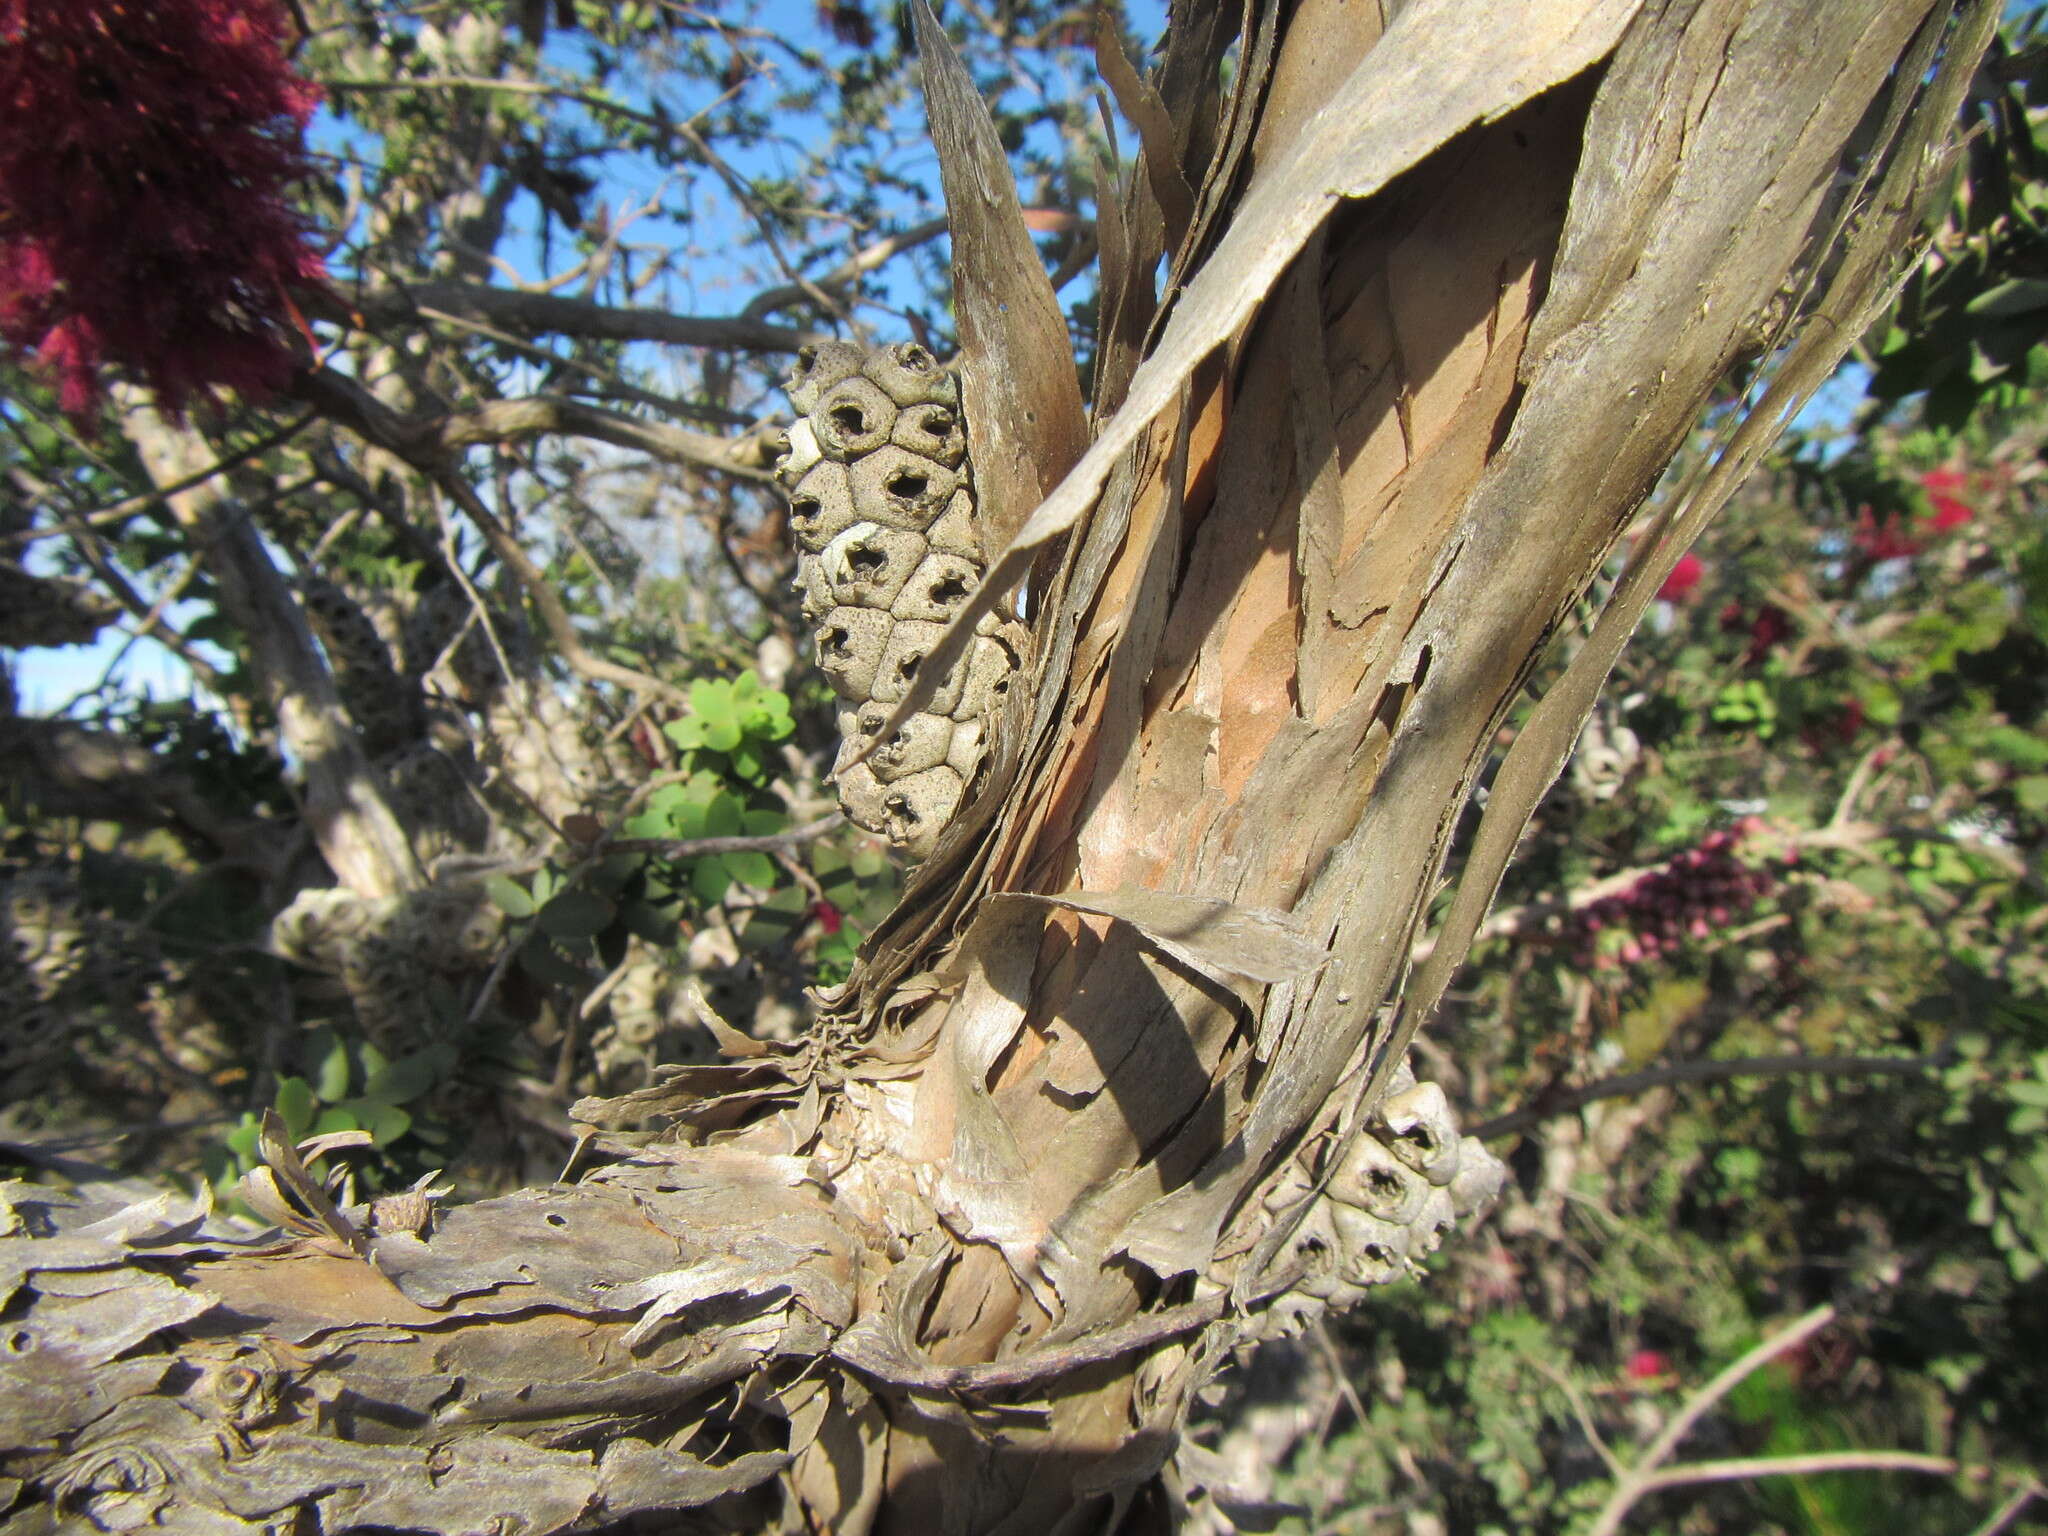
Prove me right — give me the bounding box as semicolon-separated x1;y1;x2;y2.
115;393;424;899
292;365;687;703
411;304;754;427
1585;1306;1836;1536
1632;1450;1959;1494
1965;1482;2044;1536
426;394;775;479
0;716;251;855
3;411;316;547
739;217;950;320
603;814;844;862
321;277;825;355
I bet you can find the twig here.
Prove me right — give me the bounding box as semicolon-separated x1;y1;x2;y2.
1584;1305;1835;1536
295;363;686;703
740;217;950;320
324;276;822;356
1469;1052;1942;1141
772;849;827;906
1529;1354;1624;1479
1964;1480;2044;1536
1631;1450;1958;1494
1829;741;1890;828
604;814;842;862
3;412;317;546
413;304;751;427
465;931;527;1028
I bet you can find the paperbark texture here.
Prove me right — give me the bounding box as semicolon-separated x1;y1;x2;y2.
0;2;1990;1532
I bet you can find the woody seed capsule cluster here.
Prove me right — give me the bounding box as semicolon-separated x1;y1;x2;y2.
779;341;1028;861
1253;1063;1506;1336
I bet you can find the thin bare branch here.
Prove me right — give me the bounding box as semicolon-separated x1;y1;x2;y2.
1585;1306;1837;1536
1964;1481;2045;1536
325;277;825;355
292;364;687;702
1632;1451;1961;1493
739;217;950;320
604;815;844;862
3;411;317;546
426;394;774;479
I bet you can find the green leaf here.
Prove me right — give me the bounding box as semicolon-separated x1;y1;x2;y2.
622;811;670;839
620;899;679;945
2007;1078;2048;1109
225;1114;261;1163
362;1046;451;1106
274;1076;316;1140
691;857;733;905
519;934;592;989
486;875;536;918
1965;277;2048;319
537;888;617;941
738;899;803;952
704;791;743;838
2019;536;2048;641
311;1105;360;1138
646;782;693;818
723;849;777;889
584;854;638;897
690;677;744;752
363;1104;413;1146
312;1030;351;1103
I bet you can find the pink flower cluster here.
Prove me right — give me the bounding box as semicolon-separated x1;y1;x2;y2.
0;0;325;420
1566;823;1785;970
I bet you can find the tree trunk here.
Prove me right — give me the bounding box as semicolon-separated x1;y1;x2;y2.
0;2;1989;1532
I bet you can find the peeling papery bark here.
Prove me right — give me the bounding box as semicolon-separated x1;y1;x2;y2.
0;2;1991;1532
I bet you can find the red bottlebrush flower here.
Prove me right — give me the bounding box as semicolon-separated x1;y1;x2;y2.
0;0;327;422
1565;824;1782;973
1625;1349;1672;1381
1920;468;1975;531
1851;505;1922;561
1658;551;1706;602
810;899;844;936
1741;603;1791;666
1801;696;1865;753
817;0;876;48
